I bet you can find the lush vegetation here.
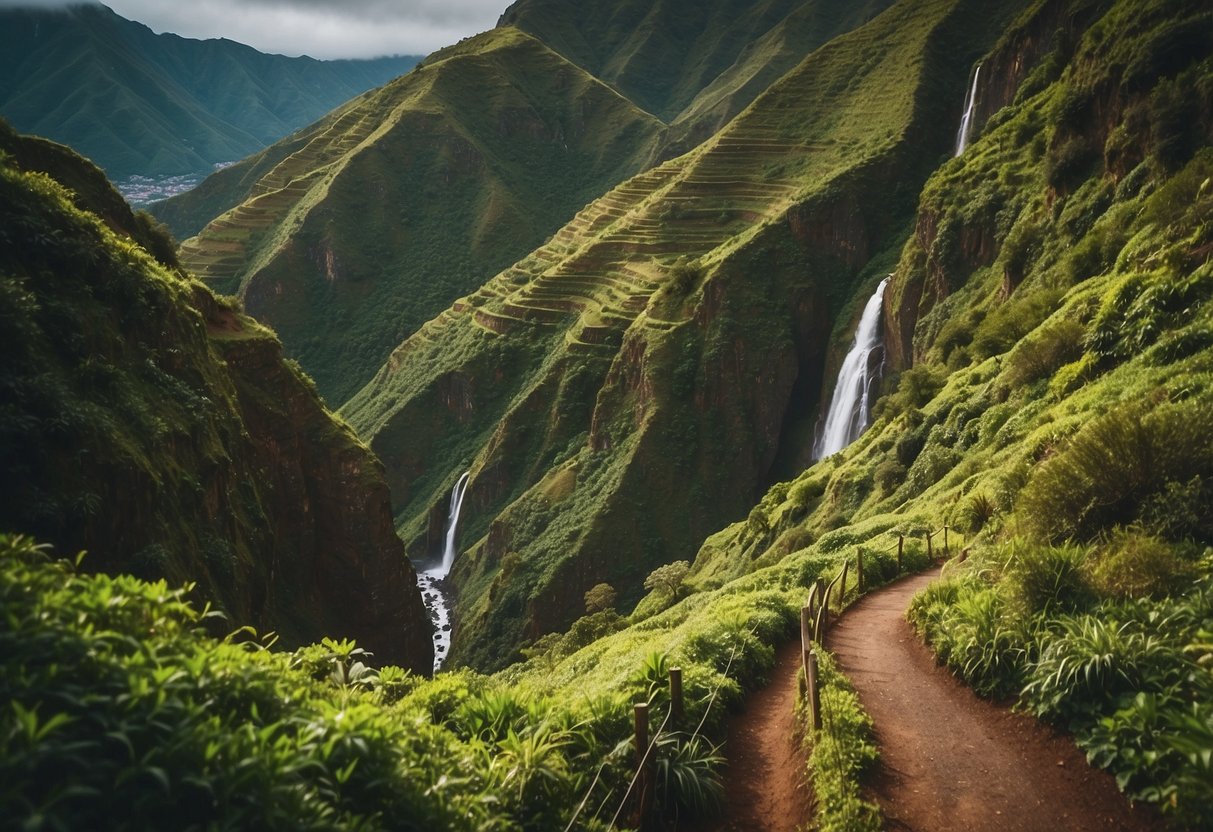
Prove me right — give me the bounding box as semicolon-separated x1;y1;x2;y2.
675;0;1213;823
0;129;431;670
0;533;815;830
342;0;1024;672
4;0;1211;826
0;4;417;181
799;650;881;832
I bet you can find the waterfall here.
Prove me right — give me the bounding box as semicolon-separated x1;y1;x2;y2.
813;277;890;460
417;471;469;672
955;63;981;156
439;471;470;576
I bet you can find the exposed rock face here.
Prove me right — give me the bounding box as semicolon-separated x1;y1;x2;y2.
0;131;432;672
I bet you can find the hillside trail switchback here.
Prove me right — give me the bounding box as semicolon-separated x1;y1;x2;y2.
829;569;1162;831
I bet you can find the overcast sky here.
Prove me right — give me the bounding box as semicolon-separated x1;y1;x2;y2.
1;0;507;58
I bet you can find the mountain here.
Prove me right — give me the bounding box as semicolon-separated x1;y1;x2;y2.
0;123;432;672
3;0;1212;827
342;0;1028;670
0;3;419;182
152;0;895;404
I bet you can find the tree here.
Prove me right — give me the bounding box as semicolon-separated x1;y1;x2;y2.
644;561;690;597
583;582;617;614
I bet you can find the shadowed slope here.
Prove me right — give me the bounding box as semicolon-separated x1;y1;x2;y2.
0;128;432;672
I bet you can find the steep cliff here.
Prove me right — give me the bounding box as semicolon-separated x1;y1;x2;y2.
343;0;1027;670
0;130;432;671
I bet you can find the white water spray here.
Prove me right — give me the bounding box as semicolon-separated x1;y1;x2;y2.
955;63;982;156
418;471;469;672
439;471;470;577
813;277;890;460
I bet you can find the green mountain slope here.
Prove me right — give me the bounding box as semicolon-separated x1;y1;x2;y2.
500;0;808;120
3;0;1211;828
151;0;892;405
160;26;668;403
502;0;892;138
0;125;432;672
344;0;1027;671
0;3;418;181
657;0;1211;821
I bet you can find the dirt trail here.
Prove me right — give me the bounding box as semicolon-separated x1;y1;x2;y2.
829;569;1162;831
697;638;813;832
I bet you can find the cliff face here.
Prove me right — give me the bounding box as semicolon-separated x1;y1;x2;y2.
884;0;1213;369
342;0;1028;671
0;133;432;672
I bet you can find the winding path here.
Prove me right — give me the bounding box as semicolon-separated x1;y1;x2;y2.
701;638;813;832
829;569;1162;831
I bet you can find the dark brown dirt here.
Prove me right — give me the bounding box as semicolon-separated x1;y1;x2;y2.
829;569;1164;832
693;638;814;832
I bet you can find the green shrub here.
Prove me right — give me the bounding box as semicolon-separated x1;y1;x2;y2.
955;491;998;533
1046;136;1097;191
652;733;725;820
1004;319;1085;387
971;289;1062;360
873;459;906;495
1000;538;1093;615
1018;397;1213;542
1022;614;1183;723
1086;527;1197;599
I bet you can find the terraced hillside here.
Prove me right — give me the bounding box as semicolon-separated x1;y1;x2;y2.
165;26;666;402
343;0;1026;670
155;0;896;404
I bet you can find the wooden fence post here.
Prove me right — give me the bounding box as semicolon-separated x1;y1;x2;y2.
805;649;822;732
840;560;849;604
944;525;949;554
814;604;827;645
669;667;683;726
857;549;865;593
897;534;904;571
633;702;651;828
801;604;812;648
926;529;933;559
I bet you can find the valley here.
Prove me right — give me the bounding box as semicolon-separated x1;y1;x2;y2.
1;0;1211;829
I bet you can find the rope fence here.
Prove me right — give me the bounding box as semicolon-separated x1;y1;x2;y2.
572;524;964;831
800;523;962;732
560;622;757;832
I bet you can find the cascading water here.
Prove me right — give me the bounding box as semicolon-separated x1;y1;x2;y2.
955;63;981;156
418;471;470;672
813;277;890;460
439;471;470;576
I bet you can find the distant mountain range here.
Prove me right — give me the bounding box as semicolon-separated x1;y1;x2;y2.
0;3;419;183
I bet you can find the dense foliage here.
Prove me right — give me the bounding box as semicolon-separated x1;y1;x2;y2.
2;534;879;830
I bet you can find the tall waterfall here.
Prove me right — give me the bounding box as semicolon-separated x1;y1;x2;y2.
813;277;890;460
439;471;470;576
955;63;981;156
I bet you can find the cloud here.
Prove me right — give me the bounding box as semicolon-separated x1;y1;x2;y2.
0;1;97;6
100;0;507;58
